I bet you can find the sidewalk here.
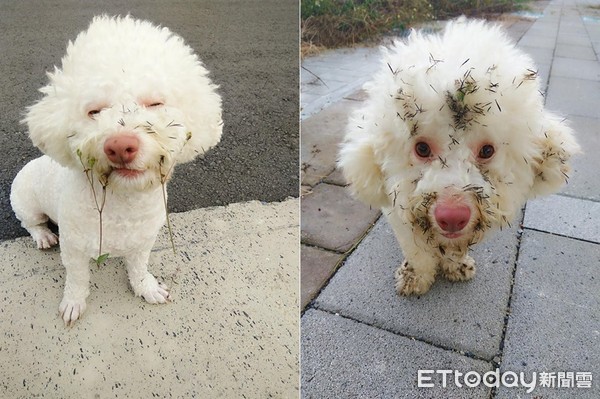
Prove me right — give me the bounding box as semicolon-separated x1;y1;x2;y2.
301;0;600;397
0;199;299;397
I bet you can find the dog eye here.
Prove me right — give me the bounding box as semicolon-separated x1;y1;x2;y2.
478;144;495;160
87;109;102;119
415;142;432;158
148;102;164;107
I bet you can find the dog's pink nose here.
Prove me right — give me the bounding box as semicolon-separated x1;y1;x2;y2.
434;205;471;233
104;135;139;164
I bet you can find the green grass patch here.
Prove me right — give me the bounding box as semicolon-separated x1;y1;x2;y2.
302;0;530;48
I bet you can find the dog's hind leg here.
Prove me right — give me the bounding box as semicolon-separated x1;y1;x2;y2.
10;159;59;249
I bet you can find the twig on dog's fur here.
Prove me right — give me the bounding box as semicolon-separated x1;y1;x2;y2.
77;149;109;266
426;53;443;74
158;130;194;255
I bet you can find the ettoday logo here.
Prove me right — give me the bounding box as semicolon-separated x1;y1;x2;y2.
418;369;593;393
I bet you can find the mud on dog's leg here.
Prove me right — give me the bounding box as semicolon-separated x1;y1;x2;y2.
395;249;438;296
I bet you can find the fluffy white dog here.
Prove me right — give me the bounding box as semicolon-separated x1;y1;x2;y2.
339;19;579;296
11;16;223;325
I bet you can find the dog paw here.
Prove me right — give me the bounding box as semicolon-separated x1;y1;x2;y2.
441;255;476;282
394;260;434;296
28;226;58;249
134;274;171;304
59;296;87;327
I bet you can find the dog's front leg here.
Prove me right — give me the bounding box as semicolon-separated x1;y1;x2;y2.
125;250;171;304
59;245;90;326
394;249;439;296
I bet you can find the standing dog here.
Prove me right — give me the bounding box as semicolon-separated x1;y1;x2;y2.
339;19;579;295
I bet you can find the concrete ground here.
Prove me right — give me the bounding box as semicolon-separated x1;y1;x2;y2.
2;199;299;397
301;0;600;397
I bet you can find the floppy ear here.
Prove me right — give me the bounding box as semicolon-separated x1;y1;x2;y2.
338;129;391;209
176;82;223;164
23;73;79;168
529;113;580;197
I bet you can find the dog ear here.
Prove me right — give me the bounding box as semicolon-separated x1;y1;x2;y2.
173;72;224;164
338;130;391;209
529;113;580;197
23;74;79;168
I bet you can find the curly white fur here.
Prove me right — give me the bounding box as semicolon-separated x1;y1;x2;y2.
339;19;579;296
10;15;223;325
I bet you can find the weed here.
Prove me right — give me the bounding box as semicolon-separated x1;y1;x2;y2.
301;0;527;49
77;149;109;266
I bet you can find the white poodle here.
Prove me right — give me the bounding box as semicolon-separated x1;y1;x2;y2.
339;19;579;296
10;16;223;325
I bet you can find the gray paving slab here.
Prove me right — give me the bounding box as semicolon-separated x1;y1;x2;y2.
314;217;521;360
301;183;381;252
0;199;299;397
525;21;559;38
496;230;600;398
516;45;555;66
301;309;492;399
557;32;595;45
523;195;600;243
301;245;343;309
555;42;598;60
301;97;364;187
301;47;381;119
322;168;346;186
551;56;600;80
561;115;600;201
545;76;600;118
518;34;558;49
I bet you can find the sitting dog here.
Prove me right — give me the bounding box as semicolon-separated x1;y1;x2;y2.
11;16;223;325
338;19;579;296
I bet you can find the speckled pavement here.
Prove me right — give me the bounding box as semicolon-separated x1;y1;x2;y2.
301;0;600;397
0;199;299;397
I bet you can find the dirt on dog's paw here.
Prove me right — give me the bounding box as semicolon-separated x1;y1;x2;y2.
394;260;434;296
440;255;476;282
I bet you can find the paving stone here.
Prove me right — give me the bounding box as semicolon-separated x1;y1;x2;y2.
523;195;600;243
545;76;600;118
301;47;381;119
551;57;600;80
314;217;521;359
496;230;600;398
301;183;381;252
561;115;600;201
322;168;346;186
523;22;559;39
554;43;597;60
301;245;343;310
592;41;600;58
516;45;554;66
301;98;363;186
302;309;492;399
518;34;557;49
557;32;593;45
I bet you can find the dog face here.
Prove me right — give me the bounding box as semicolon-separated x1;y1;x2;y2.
24;15;223;192
339;20;579;250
